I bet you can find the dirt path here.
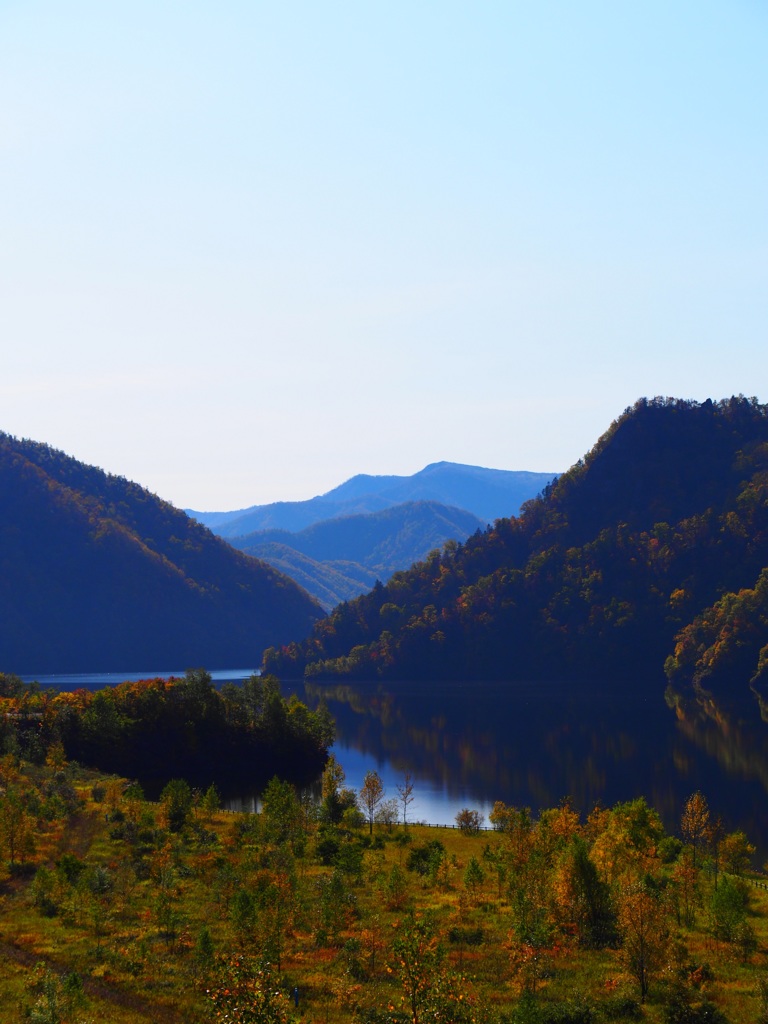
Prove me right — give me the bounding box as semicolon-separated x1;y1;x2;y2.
1;809;193;1021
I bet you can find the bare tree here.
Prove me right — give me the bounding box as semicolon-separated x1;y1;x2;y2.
376;798;400;833
455;808;485;835
397;772;415;830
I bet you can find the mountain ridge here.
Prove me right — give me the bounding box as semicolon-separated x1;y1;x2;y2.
189;462;556;536
264;396;768;694
0;433;322;674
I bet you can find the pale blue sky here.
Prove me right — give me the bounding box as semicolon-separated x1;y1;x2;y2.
2;1;766;509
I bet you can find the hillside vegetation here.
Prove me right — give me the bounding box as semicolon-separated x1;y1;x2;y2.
665;568;768;708
239;542;382;613
0;434;322;673
0;752;766;1023
265;397;768;694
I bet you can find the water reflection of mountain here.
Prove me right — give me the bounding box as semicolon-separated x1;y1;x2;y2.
306;679;768;857
671;688;768;798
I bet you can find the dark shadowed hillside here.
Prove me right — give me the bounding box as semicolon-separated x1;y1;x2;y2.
0;434;322;673
264;397;768;691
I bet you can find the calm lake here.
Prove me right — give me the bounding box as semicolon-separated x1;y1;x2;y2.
23;670;768;858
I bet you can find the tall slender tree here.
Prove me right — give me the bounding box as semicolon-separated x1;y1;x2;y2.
360;770;384;835
397;772;416;829
681;791;711;868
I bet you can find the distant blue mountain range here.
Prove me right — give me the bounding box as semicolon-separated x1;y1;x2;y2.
189;462;556;536
189;463;556;609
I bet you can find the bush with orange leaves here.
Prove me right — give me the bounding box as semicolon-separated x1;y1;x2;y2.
205;953;296;1024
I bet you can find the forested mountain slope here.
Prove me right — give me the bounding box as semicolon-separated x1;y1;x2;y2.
233;501;483;609
0;434;322;673
666;567;768;706
238;542;381;612
264;397;768;690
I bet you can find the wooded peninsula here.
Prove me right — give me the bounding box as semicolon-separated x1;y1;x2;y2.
0;670;333;793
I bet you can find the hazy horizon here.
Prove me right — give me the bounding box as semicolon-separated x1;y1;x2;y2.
3;2;766;508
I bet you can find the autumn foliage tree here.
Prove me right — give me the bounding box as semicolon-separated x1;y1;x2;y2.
681;792;712;868
390;912;444;1024
205;953;295;1024
359;771;384;835
616;881;670;1002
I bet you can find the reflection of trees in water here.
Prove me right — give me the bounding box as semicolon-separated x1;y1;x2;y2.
623;690;768;856
667;685;768;786
304;679;768;857
307;682;679;820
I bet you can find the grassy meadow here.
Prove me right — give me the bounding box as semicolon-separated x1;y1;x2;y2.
1;751;767;1024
